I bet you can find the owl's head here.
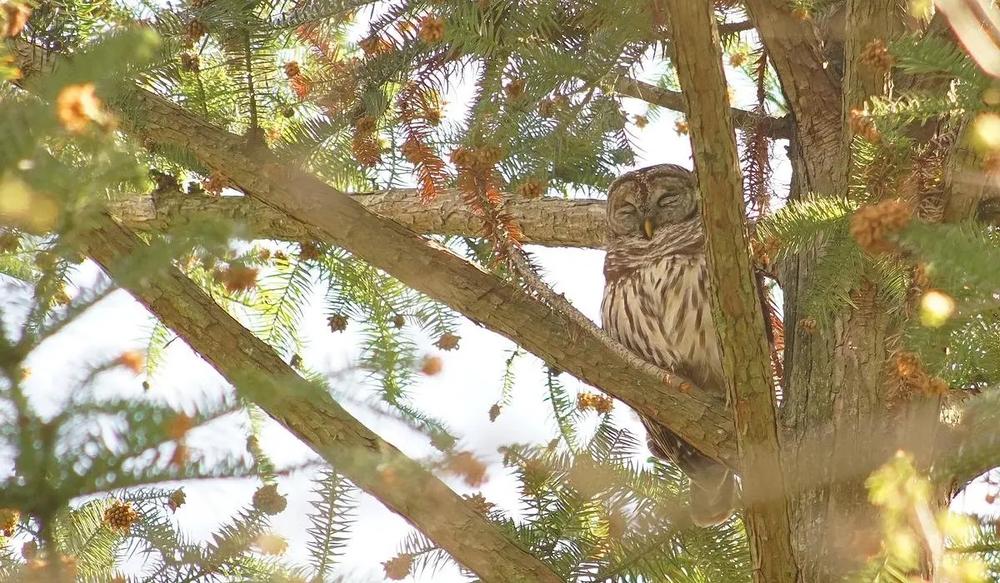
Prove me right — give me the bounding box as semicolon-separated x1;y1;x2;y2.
606;164;699;242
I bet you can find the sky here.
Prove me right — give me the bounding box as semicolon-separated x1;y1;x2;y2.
4;5;997;582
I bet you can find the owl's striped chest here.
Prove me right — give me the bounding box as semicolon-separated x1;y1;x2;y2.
601;255;724;392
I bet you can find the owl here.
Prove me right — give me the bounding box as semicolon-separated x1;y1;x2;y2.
601;163;737;527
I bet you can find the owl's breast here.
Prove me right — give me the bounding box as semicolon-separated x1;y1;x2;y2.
601;255;725;393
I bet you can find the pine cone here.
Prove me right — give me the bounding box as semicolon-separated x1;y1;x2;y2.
516;177;547;199
21;540;37;560
576;392;614;414
298;241;322;261
435;333;460;351
103;501;139;531
797;318;818;334
180;52;200;73
0;231;20;252
167;488;187;512
254;533;288;555
849;108;881;143
444;451;487;487
0;508;18;536
185;19;207;43
418;15;444;43
252;484;287;515
504;78;526;100
328;313;348;332
351;133;382;167
354;115;377;133
849;200;912;254
383;553;414;580
421;355;443;376
463;493;495;516
860;39;895;72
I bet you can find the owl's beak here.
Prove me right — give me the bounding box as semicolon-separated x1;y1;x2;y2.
642;217;655;239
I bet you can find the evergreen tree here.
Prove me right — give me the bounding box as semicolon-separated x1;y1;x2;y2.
1;0;1000;581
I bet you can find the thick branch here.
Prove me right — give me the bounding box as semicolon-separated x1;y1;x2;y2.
612;77;793;140
113;187;607;248
11;39;737;464
82;216;561;583
936;391;1000;491
664;2;797;582
743;0;843;190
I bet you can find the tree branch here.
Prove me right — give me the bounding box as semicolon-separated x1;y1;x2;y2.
113;187;608;249
934;391;1000;492
11;39;737;464
612;77;793;140
663;2;796;581
81;216;561;583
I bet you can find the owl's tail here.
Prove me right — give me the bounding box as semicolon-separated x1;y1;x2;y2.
643;419;739;527
688;466;737;527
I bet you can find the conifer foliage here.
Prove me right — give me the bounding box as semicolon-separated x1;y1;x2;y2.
2;0;1000;581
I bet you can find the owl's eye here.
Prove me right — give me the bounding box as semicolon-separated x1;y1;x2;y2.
617;203;637;215
656;193;677;207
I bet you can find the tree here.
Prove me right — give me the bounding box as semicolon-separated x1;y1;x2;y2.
1;0;1000;581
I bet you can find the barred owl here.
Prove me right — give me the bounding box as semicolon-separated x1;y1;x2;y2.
601;163;737;527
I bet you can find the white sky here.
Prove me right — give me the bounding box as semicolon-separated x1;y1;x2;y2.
4;7;996;582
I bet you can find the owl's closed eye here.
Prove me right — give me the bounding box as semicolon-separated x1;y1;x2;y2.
607;164;699;240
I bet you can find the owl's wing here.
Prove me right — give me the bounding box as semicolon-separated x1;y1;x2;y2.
641;414;737;527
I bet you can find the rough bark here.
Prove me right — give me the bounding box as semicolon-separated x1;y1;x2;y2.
759;3;938;580
112;187;608;248
738;28;855;579
663;2;797;582
82;216;562;583
743;0;844;192
11;39;737;465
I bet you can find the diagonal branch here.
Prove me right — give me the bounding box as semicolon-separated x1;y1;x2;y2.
663;2;796;582
113;187;608;249
612;77;793;140
11;39;737;464
82;216;562;583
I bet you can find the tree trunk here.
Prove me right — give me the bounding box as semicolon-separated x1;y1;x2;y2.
750;1;941;577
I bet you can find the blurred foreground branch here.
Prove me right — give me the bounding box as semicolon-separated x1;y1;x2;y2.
81;215;562;583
